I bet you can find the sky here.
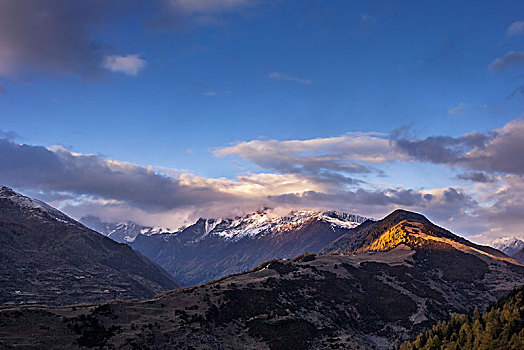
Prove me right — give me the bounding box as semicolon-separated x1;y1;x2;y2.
0;0;523;244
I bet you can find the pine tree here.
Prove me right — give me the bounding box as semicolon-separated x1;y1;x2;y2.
399;286;524;350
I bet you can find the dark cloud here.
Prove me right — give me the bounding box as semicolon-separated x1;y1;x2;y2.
0;139;236;212
394;132;488;164
489;51;524;71
268;188;431;209
0;0;264;78
394;119;524;176
471;175;524;241
457;172;495;183
0;0;147;78
0;0;104;77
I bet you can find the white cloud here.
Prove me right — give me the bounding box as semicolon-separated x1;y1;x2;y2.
204;91;217;96
269;72;312;85
215;132;406;165
103;54;147;76
507;21;524;36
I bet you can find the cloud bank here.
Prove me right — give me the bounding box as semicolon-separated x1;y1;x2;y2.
3;118;524;243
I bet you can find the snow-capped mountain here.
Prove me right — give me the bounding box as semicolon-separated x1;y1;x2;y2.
491;236;524;256
84;209;368;245
0;186;81;228
129;209;371;285
80;215;172;243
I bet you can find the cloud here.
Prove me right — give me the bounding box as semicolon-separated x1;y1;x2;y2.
204;91;217;96
507;21;524;36
448;102;466;115
0;139;237;212
395;118;524;176
0;135;461;230
470;174;524;242
269;72;312;85
0;130;20;141
457;172;495;183
489;51;524;71
0;0;114;78
3;118;524;243
394;132;489;164
215;132;406;189
166;0;254;14
461;119;524;174
507;85;524;100
103;54;147;76
153;0;257;28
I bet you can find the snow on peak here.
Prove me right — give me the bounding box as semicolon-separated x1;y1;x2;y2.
0;186;78;226
198;209;370;242
491;236;524;256
81;209;370;244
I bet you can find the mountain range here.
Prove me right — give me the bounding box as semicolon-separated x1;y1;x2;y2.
80;215;172;243
0;186;180;306
84;210;369;285
1;189;523;349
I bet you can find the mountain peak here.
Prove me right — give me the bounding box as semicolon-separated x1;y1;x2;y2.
386;209;430;224
0;185;80;227
0;185;18;197
323;208;512;265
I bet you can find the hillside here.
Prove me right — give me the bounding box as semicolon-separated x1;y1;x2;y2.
0;186;180;306
1;210;523;349
322;209;513;263
513;248;524;265
400;286;524;349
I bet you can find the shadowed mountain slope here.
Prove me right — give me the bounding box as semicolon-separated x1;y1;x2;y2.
0;186;180;306
513;248;524;265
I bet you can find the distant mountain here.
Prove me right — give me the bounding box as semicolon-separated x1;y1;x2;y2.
1;209;523;349
513;248;524;265
80;215;172;243
0;186;180;306
130;209;369;285
491;236;524;256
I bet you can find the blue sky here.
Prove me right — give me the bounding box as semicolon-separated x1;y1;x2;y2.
0;0;523;243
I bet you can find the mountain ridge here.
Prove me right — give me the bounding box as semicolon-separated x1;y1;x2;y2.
0;186;181;306
322;209;512;263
